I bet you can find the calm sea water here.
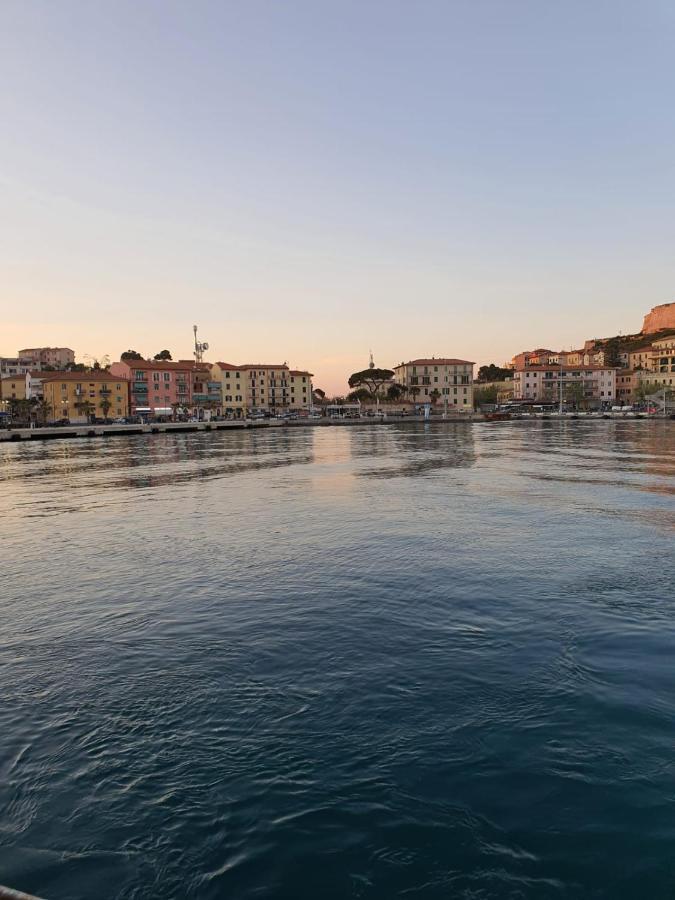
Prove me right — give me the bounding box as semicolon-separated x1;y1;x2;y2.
1;422;674;900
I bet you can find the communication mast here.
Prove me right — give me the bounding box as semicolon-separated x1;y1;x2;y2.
193;325;209;364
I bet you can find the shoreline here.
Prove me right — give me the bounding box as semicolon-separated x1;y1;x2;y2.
0;414;672;443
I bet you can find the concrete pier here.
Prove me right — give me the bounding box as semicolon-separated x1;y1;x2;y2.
0;413;670;442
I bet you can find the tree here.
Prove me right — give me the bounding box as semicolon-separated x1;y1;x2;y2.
75;398;95;422
564;381;584;409
604;337;622;368
474;385;498;409
121;350;144;361
100;397;112;422
347;388;371;402
154;350;172;360
313;388;326;403
429;388;441;406
348;367;394;397
34;398;51;425
407;385;421;404
476;364;512;383
386;383;405;401
9;398;31;426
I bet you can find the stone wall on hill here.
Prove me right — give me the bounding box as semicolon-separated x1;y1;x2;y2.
642;302;675;334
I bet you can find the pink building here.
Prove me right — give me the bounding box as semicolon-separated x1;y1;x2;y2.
110;359;194;416
512;365;617;407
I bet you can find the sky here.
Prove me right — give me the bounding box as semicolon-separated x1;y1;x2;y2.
1;0;675;393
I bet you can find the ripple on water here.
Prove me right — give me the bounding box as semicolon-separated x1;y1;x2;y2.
0;422;674;899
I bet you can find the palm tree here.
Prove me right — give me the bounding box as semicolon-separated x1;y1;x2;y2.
407;384;420;405
100;397;112;423
429;388;441;406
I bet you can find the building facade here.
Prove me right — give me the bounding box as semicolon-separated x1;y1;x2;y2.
42;371;129;423
512;365;617;406
210;363;313;415
0;357;35;377
18;347;75;369
393;358;474;409
110;359;195;417
629;346;655;371
0;374;29;401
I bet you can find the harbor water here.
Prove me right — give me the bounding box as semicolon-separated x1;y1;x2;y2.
1;421;674;899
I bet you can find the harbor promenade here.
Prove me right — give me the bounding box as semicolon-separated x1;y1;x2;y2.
0;412;671;442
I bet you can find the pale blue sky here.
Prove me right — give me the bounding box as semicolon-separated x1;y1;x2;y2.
1;0;674;390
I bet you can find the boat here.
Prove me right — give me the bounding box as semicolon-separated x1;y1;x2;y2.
484;411;511;421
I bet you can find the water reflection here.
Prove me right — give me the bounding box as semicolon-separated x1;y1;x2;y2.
352;423;477;478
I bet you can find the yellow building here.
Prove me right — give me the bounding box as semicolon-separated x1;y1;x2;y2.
210;363;247;417
394;358;474;409
211;363;313;415
629;346;656;371
42;371;129;423
0;374;29;401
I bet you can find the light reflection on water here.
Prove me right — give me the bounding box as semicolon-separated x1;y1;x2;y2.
0;421;674;900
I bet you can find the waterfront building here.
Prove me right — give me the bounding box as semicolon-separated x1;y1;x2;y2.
393;358;474;408
0;374;29;401
42;371;129;422
18;347;75;369
615;370;638;404
28;371;46;399
652;336;675;376
512;365;617;406
210;363;247;417
110;359;194;417
210;363;313;415
184;361;222;416
635;337;675;392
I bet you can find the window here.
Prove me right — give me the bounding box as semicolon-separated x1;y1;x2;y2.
163;373;170;382
153;372;160;382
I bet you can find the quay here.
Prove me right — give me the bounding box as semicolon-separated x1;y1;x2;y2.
0;413;671;442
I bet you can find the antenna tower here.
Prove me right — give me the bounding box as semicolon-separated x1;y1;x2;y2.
193;325;209;365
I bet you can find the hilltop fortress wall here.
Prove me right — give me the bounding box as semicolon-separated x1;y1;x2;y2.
642;302;675;334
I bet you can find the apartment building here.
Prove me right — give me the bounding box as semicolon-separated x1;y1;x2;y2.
110;359;194;416
0;357;35;377
211;363;247;417
178;361;222;414
18;347;75;369
210;363;313;415
42;371;129;422
0;374;29;401
394;358;474;408
512;365;617;406
629;346;655;371
652;336;675;376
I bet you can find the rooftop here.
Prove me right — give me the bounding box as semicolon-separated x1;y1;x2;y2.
41;370;129;382
396;358;474;367
515;364;620;372
114;359;195;371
